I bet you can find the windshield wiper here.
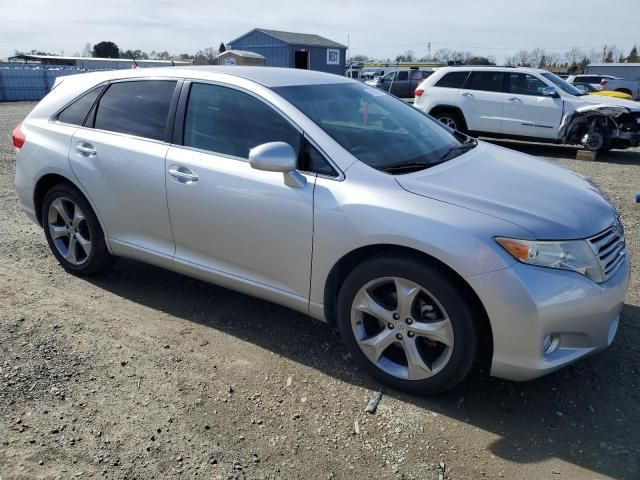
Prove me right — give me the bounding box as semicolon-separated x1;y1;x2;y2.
381;161;442;174
439;137;478;161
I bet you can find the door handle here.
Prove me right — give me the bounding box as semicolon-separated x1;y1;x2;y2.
508;97;522;103
462;92;474;98
75;142;96;156
169;166;199;183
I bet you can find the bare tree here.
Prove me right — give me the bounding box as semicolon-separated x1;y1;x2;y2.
529;48;546;68
434;48;453;63
564;47;584;66
512;49;532;67
81;43;92;57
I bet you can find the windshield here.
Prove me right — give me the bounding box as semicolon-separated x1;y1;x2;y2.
541;72;585;96
273;83;467;173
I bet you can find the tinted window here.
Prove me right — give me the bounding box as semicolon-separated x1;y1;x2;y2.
396;71;409;81
301;139;337;177
94;81;177;141
434;71;469;88
465;71;503;92
274;83;462;172
57;86;104;125
184;83;300;159
504;73;548;96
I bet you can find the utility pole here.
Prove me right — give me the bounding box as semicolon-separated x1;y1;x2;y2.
427;42;431;61
602;44;607;62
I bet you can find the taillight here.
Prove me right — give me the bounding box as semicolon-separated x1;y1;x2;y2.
12;122;25;151
415;88;425;97
600;79;608;87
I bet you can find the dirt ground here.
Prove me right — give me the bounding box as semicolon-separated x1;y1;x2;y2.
0;101;638;480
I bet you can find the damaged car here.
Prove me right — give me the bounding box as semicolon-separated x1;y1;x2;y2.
559;104;640;152
414;66;640;152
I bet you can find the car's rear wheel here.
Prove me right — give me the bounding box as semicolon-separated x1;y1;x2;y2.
336;254;478;394
432;109;466;133
42;184;114;276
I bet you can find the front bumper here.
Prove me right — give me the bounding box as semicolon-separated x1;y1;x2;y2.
467;255;630;381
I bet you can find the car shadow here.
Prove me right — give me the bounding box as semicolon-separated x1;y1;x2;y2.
483;138;640;165
85;259;639;479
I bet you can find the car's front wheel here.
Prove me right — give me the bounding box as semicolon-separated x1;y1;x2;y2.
42;184;114;276
337;254;478;394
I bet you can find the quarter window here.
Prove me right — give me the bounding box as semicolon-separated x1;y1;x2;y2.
434;71;469;88
300;139;337;177
93;80;177;141
56;85;104;126
465;71;503;92
183;83;300;159
504;73;548;96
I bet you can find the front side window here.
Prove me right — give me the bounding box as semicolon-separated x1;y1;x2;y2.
94;80;177;141
56;85;104;126
541;72;584;96
382;72;395;82
504;73;548;96
434;71;469;88
465;71;503;92
183;83;301;159
274;83;469;173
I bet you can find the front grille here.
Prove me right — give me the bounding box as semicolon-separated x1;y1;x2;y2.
588;225;626;281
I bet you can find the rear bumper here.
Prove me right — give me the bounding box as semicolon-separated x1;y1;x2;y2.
467;256;630;381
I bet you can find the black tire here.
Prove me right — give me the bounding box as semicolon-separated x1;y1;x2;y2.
336;254;478;395
433;109;466;133
42;183;114;276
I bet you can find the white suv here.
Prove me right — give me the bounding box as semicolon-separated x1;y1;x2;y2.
414;66;640;151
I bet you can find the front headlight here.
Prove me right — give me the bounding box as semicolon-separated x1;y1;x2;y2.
495;237;603;283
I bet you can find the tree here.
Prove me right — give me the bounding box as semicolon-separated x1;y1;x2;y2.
218;42;226;53
434;48;453;64
349;54;369;63
605;50;614;63
529;48;546;68
564;47;585;66
627;45;639;63
466;56;495;65
81;43;92;57
92;41;119;58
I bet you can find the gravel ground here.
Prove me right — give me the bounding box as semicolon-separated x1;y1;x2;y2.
0;101;638;480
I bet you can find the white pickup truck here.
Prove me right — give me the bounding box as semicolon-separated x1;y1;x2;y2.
414;66;640;151
567;74;640;100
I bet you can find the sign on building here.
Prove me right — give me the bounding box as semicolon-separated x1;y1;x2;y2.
327;49;340;65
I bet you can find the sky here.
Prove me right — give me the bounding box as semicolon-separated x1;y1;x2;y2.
1;0;638;63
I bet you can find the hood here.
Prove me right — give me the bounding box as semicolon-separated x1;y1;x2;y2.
570;93;640;111
396;142;616;239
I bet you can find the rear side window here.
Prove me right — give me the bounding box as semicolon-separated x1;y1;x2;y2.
56;86;104;126
94;80;177;141
183;83;301;159
396;71;409;81
465;71;503;92
434;71;469;88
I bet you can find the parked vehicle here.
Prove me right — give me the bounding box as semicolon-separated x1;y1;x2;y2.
14;67;629;394
367;69;434;98
567;74;640;100
414;66;640;151
572;82;633;100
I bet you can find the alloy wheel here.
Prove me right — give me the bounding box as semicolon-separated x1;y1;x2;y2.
47;197;92;265
438;116;457;129
350;277;454;380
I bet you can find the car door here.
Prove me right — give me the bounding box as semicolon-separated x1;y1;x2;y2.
500;72;563;139
164;82;315;299
68;79;179;259
390;70;410;97
458;71;505;133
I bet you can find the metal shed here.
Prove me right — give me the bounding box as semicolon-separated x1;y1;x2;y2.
227;28;347;75
218;50;266;67
585;63;640;80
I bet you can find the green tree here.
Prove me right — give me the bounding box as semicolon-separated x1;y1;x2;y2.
627;45;639;62
219;42;226;53
92;41;119;58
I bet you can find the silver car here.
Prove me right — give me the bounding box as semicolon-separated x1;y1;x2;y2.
14;67;630;394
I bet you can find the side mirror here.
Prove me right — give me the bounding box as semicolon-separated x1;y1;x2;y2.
249;142;306;188
542;86;559;98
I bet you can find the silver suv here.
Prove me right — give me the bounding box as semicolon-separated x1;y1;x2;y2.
14;67;629;394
